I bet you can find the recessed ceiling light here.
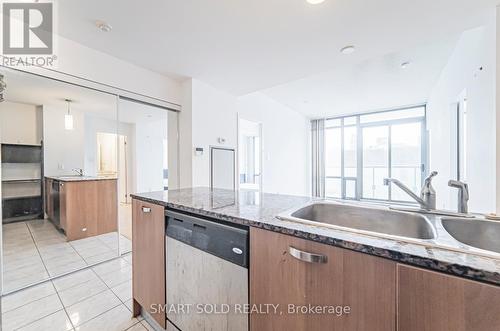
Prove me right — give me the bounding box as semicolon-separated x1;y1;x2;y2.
95;20;112;32
306;0;325;4
401;61;411;69
340;46;355;55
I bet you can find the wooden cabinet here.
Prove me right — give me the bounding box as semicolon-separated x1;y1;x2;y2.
45;178;117;241
397;264;500;331
132;199;166;329
250;227;396;331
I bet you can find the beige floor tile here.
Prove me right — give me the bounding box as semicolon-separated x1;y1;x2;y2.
1;294;63;331
58;277;108;307
84;250;119;265
65;289;121;327
121;253;132;264
1;281;55;313
98;265;132;288
16;309;73;331
92;258;129;276
74;304;139;331
140;320;156;331
111;280;132;303
53;269;98;292
126;323;147;330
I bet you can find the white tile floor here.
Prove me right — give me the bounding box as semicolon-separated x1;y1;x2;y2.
3;219;132;292
1;254;154;331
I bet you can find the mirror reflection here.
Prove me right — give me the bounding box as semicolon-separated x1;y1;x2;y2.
0;69;120;292
117;99;176;254
0;68;179;293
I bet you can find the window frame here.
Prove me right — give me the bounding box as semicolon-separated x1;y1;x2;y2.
322;105;428;203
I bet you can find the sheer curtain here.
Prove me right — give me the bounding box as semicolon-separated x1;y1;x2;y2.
311;119;325;198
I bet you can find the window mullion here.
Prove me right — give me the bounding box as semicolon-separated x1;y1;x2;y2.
356;115;362;200
388;125;392;201
340;118;345;199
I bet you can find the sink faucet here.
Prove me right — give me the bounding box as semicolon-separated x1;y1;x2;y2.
448;180;469;214
72;168;84;176
383;171;438;210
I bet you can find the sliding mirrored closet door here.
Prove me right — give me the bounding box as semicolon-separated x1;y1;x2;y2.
0;68;120;294
117;98;178;255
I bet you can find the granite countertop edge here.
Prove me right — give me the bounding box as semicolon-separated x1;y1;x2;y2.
45;176;118;182
131;191;500;286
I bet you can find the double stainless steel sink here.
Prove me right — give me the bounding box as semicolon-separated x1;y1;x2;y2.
279;201;500;255
442;218;500;254
288;202;436;240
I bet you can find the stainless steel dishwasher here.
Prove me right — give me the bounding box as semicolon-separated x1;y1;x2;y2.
165;210;249;331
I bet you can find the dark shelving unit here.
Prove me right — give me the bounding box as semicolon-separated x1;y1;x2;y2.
1;143;44;223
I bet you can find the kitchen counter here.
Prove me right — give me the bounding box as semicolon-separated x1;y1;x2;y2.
45;176;117;182
131;187;500;285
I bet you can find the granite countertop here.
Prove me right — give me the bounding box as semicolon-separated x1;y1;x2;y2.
45;176;118;182
131;187;500;286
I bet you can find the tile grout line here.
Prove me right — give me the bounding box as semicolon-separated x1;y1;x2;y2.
49;279;76;331
55;279;110;309
25;219;86;281
63;266;133;330
57;267;122;329
10;308;68;331
66;236;92;269
23;221;52;282
89;260;140;322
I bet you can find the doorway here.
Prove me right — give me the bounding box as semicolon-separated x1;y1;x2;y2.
238;118;262;191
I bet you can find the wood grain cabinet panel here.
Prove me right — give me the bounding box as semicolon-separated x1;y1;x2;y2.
64;181;99;240
96;179;118;234
397;264;500;331
45;178;118;240
132;199;166;329
250;228;396;331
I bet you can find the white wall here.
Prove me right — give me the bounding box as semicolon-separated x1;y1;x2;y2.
0;101;42;145
134;119;167;193
237;93;310;196
179;78;310;196
42;104;86;176
191;80;238;188
427;15;496;213
178;80;194;188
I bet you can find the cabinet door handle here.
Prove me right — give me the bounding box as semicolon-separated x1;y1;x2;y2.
142;207;152;213
289;246;327;264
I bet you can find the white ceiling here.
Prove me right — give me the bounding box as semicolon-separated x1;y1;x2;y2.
263;38;459;118
0;68;169;123
57;0;498;99
0;68;117;118
118;99;168;124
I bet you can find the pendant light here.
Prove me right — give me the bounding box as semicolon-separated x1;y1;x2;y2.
65;99;74;130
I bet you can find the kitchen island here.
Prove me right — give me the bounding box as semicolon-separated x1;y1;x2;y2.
131;187;500;331
45;176;117;240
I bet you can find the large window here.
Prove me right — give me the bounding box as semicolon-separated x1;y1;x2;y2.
322;106;427;203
